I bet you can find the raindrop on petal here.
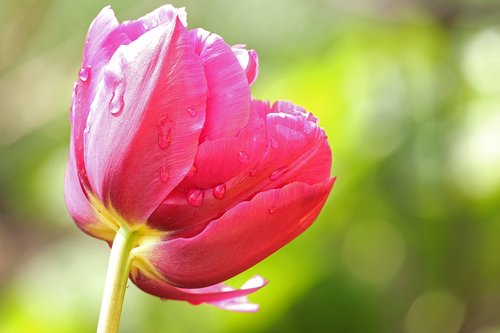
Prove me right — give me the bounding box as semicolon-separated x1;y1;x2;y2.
277;112;286;119
160;166;169;183
304;123;312;135
143;22;149;30
249;168;257;177
151;19;158;28
270;137;280;149
268;206;277;214
238;151;249;164
213;184;226;200
156;118;172;149
187;188;204;207
188;108;197;117
109;83;125;116
79;66;91;82
269;167;287;181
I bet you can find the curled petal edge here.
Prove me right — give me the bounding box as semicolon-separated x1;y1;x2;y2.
131;271;267;312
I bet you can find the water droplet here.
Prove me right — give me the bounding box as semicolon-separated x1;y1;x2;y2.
270;137;280;149
156;118;172;149
304;123;312;134
160;166;169;183
252;135;257;143
79;66;91;82
187;188;204;207
188;108;197;117
109;83;125;116
84;123;91;134
249;168;257;177
277;112;286;119
213;184;226;200
143;22;149;30
268;206;277;214
187;165;197;177
238;151;249;164
151;19;158;28
269;167;287;181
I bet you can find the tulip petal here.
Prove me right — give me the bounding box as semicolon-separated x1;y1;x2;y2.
72;5;184;195
64;139;115;240
130;271;266;312
138;180;334;288
190;29;251;141
84;19;207;222
148;100;332;233
232;45;259;85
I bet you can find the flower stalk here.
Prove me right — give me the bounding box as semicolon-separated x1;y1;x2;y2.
97;227;137;333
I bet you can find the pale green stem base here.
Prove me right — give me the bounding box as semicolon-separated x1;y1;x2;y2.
97;227;137;333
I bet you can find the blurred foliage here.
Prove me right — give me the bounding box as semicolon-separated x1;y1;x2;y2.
1;0;500;332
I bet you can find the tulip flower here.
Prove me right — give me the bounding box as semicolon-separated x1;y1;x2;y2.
65;4;334;332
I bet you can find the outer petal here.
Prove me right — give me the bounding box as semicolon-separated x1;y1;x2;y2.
130;272;267;312
64;139;115;240
190;29;251;141
84;19;207;222
71;5;184;193
138;180;334;288
148;100;332;233
232;45;259;85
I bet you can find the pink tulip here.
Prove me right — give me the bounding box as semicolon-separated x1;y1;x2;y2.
65;5;334;313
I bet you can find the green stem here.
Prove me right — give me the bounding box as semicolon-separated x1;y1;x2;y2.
97;227;137;333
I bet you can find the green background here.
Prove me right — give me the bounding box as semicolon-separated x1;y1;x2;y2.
1;0;500;332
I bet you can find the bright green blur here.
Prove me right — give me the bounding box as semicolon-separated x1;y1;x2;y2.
1;0;500;332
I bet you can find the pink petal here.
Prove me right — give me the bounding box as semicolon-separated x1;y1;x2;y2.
138;180;334;288
130;271;267;312
189;29;251;141
64;139;114;240
84;18;207;222
148;100;332;233
232;45;259;85
71;5;185;195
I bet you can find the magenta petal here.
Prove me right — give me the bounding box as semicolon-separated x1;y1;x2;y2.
72;5;184;196
64;139;112;239
148;99;331;233
190;29;251;141
84;19;207;222
131;271;267;312
141;180;334;288
232;45;259;85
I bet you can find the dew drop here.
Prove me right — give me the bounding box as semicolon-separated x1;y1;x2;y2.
252;135;257;143
268;206;277;214
143;22;149;30
304;123;312;135
187;188;204;207
270;137;280;149
188;108;197;117
187;165;197;177
238;151;249;164
109;83;125;116
79;66;91;82
160;166;169;183
151;19;158;28
156;118;172;149
84;123;91;135
277;112;286;119
249;168;257;177
269;167;287;181
213;183;226;200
